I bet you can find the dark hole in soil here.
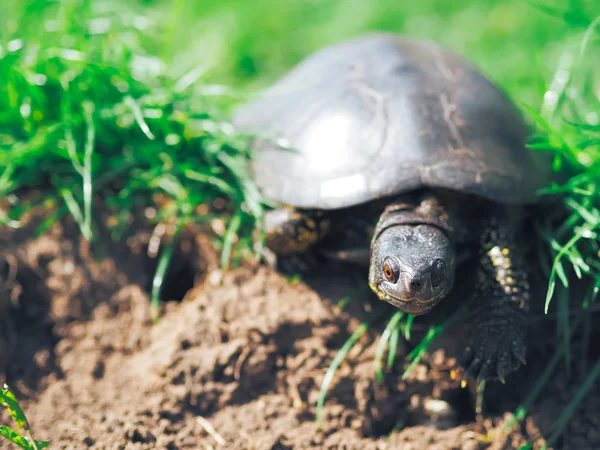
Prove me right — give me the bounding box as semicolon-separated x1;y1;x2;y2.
366;386;476;438
368;415;405;438
142;227;214;303
0;257;8;280
442;385;477;424
158;257;197;302
145;233;212;303
14;264;52;321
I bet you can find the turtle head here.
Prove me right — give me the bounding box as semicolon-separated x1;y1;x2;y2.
369;224;455;315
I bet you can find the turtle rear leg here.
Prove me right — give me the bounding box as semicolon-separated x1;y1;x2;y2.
259;207;331;274
458;209;530;384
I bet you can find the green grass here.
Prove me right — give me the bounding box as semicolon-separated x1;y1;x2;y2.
0;0;264;271
1;384;48;450
1;0;600;447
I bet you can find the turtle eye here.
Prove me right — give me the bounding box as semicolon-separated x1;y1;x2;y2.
430;258;447;287
382;257;400;283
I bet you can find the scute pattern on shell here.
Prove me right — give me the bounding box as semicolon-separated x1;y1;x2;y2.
234;33;552;209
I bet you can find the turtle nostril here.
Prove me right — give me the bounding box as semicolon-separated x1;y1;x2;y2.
408;276;425;292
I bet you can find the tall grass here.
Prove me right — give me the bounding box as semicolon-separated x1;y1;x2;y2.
0;0;263;269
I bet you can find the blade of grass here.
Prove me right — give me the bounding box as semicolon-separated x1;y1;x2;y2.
403;314;414;341
316;310;385;426
1;384;49;450
543;359;600;449
60;187;91;240
61;80;84;176
0;165;15;197
545;231;587;313
0;427;49;450
580;278;600;373
124;95;156;140
502;314;587;432
336;295;354;311
556;285;571;375
387;320;401;369
220;209;243;270
374;310;404;383
150;220;185;321
82;101;95;242
402;305;467;380
0;385;30;432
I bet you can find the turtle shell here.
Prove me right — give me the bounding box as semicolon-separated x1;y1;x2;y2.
233;33;551;210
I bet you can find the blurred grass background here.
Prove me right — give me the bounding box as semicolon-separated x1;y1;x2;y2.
141;0;598;101
0;0;598;248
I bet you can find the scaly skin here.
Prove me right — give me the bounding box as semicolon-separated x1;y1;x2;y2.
263;207;330;255
260;207;331;274
261;201;383;272
367;193;459;316
458;213;529;383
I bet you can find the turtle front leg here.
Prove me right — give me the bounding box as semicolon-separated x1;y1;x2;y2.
259;207;331;274
459;212;530;383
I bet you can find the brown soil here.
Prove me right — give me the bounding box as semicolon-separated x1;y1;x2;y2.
1;206;599;450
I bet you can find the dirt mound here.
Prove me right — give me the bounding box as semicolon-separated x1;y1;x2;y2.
1;209;599;449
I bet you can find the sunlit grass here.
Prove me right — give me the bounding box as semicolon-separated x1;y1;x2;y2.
0;0;264;290
315;319;371;427
1;384;48;450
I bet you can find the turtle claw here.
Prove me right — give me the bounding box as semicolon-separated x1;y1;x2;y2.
459;349;483;381
459;309;527;383
475;361;496;385
496;349;513;380
512;340;527;366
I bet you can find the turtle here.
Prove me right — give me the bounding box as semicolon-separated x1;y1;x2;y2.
232;33;551;383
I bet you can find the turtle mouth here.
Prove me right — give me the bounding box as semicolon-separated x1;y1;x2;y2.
377;284;441;315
